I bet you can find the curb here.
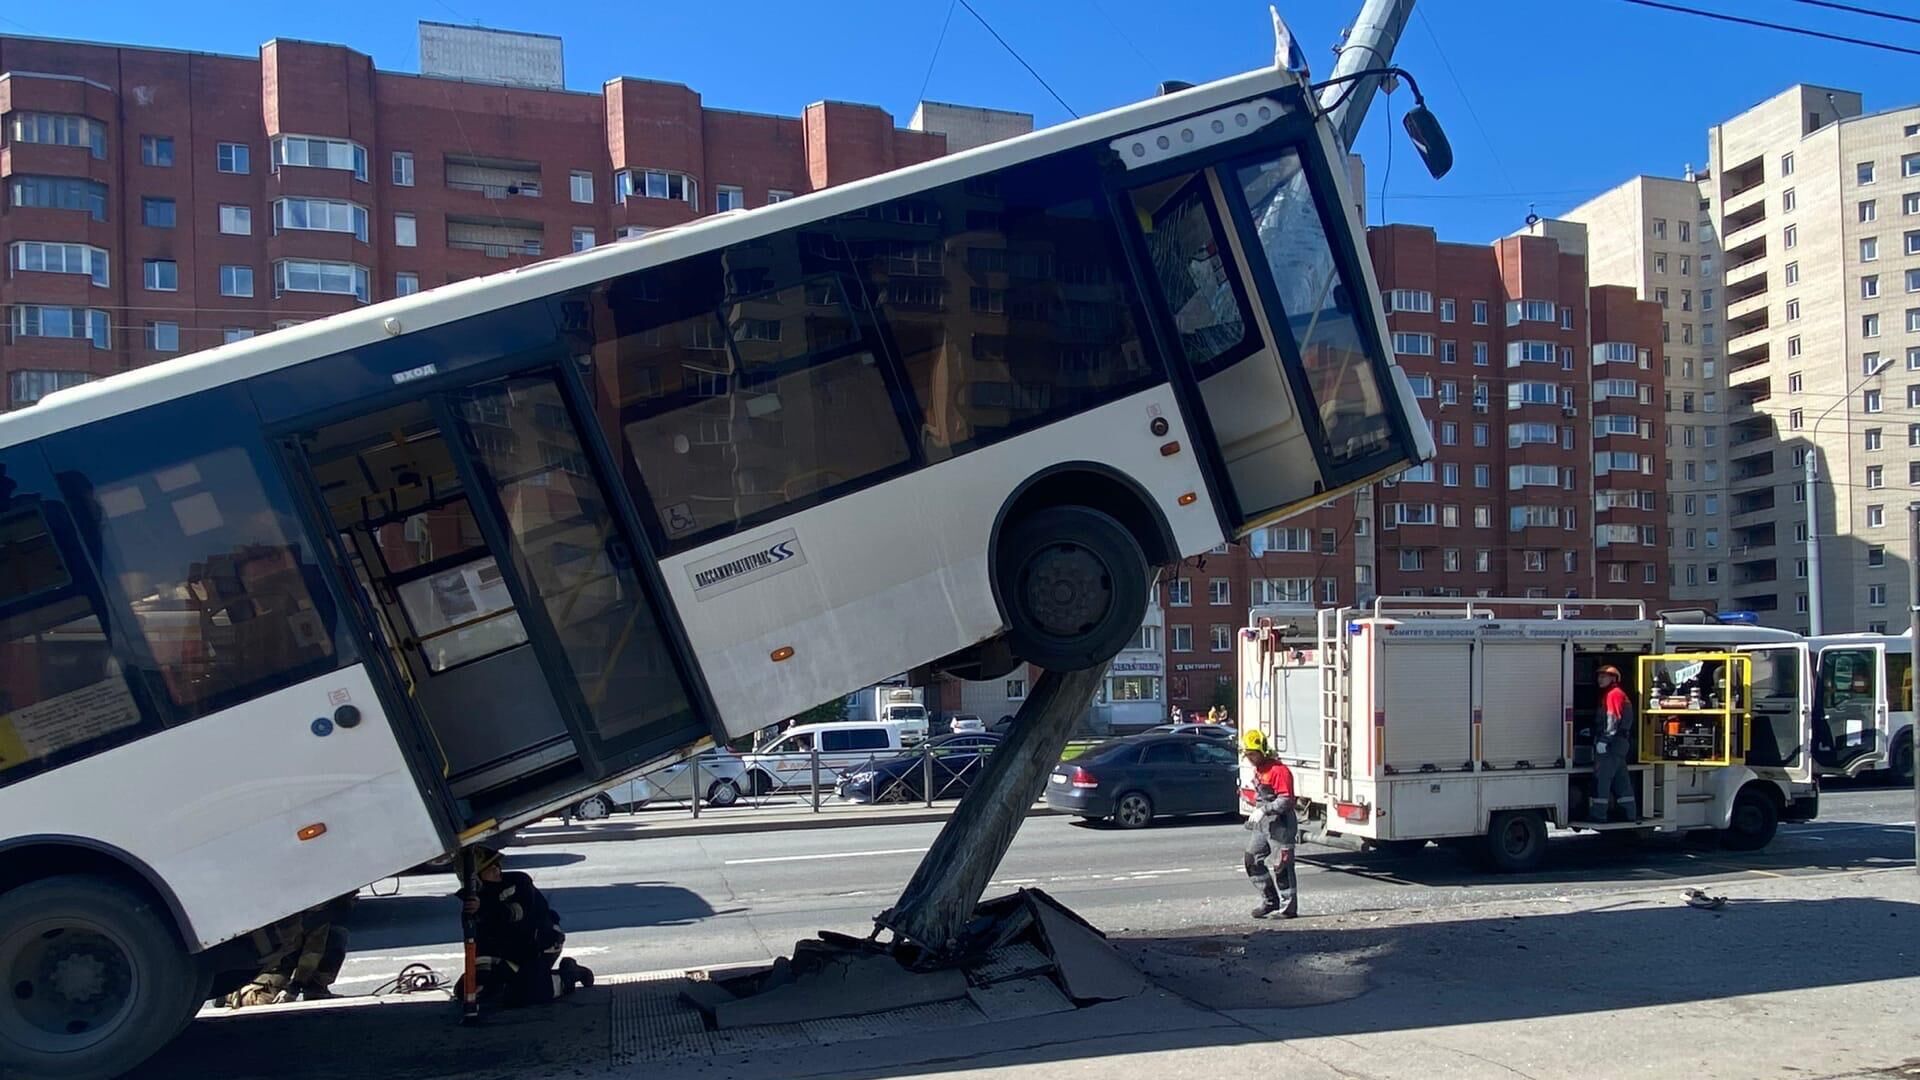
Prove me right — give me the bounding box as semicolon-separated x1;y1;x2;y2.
508;805;1066;845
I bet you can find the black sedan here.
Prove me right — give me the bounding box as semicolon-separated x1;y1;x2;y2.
835;734;1003;803
1044;735;1240;829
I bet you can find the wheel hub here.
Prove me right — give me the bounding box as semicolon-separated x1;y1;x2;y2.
1022;543;1112;637
4;926;132;1046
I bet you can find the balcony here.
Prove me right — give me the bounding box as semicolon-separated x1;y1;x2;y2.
1726;289;1769;325
1722;200;1767;248
1734;522;1778;552
1732;489;1777;523
1733;561;1781;587
1725;232;1767;274
1720;156;1765;203
445;155;543;199
1730;592;1782;613
446;216;544;259
1725;319;1771;358
1732;376;1771;406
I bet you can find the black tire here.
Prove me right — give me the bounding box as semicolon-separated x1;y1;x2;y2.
706;779;742;808
1720;786;1780;851
0;874;197;1080
1112;791;1155;830
573;794;613;821
997;505;1150;671
1889;731;1915;787
1483;811;1548;873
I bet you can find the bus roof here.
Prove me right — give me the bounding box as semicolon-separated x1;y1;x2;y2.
0;63;1307;451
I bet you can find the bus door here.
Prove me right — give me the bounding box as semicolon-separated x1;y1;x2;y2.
1737;642;1814;783
1813;642;1886;775
1114;102;1430;534
286;368;706;822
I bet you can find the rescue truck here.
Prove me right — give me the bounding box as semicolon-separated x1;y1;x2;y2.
1236;598;1821;871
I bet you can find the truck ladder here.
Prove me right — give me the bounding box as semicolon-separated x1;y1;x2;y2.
1319;607;1355;805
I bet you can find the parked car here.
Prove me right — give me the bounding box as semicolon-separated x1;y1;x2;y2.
1043;735;1240;829
1144;723;1236;742
741;722;907;794
569;750;749;819
835;733;1003;803
949;714;986;735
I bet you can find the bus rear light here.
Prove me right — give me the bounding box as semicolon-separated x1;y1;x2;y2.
297;823;328;841
1178;492;1197;506
1160;441;1182;456
770;646;795;662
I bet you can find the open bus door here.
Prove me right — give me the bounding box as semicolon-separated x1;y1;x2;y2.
1814;642;1887;775
1737;642;1815;783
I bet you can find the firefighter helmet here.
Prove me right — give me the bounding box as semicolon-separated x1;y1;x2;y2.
1241;728;1268;753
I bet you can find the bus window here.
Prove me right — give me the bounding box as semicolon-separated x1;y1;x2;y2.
1233;152;1396;474
1131;171;1257;374
1887;651;1913;713
46;390;350;721
0;453;158;787
586;248;915;547
838;148;1158;462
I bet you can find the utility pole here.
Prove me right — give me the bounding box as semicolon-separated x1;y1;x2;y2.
1807;450;1824;635
1318;0;1418;150
1909;501;1918;873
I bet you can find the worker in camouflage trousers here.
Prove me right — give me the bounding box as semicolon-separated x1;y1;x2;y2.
224;894;355;1008
462;846;594;1006
1240;729;1298;920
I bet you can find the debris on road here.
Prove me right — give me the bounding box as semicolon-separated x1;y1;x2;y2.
1684;888;1728;911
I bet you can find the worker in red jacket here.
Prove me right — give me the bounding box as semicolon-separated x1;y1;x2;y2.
1590;665;1639;823
1240;729;1298;920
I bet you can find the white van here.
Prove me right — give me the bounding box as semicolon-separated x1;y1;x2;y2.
742;723;906;795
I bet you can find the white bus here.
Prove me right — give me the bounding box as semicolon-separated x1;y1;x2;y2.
1806;632;1914;784
0;59;1431;1078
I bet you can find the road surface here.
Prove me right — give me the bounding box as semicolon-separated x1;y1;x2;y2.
329;782;1915;991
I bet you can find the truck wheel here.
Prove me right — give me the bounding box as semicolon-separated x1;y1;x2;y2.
997;506;1149;672
1483;811;1547;873
1889;732;1914;787
0;874;196;1080
1720;786;1779;851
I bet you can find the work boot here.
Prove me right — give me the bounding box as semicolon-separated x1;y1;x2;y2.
1252;903;1279;920
558;957;594;994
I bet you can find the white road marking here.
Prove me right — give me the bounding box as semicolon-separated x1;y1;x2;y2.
724;846;928;865
344;945;611;967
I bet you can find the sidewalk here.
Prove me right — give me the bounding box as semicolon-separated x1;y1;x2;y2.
147;867;1920;1080
510;798;1063;845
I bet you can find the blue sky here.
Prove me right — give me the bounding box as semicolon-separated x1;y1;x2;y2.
10;0;1918;242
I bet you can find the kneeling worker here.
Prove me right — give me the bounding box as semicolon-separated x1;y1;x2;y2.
462;846;595;1006
1240;729;1298;920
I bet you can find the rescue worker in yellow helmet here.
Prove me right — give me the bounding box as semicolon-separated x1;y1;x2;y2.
460;846;594;1006
1239;729;1298;919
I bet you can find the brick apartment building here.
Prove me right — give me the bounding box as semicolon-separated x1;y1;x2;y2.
0;25;1029;407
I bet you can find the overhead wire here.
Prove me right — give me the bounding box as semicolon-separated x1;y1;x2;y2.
1613;0;1920;57
955;0;1080;119
1786;0;1920;28
915;0;961;109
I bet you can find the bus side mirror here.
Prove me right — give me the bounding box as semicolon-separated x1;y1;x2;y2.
1403;105;1454;180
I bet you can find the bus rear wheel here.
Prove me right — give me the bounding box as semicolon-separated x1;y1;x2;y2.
0;874;196;1080
997;505;1149;672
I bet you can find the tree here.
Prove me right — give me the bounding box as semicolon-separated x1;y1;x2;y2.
792;696;850;726
1209;681;1236;711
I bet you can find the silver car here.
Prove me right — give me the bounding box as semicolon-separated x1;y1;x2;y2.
568;750;748;819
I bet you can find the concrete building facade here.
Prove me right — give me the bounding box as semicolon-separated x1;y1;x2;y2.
1561;174;1731;614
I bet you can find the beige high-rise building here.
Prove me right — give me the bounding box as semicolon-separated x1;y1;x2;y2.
1707;86;1920;634
1562;175;1728;615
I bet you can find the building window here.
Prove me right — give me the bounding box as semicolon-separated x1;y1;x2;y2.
395;272;420;297
223;328;255;344
1788;335;1803;358
273;259;370;303
1869;505;1887;527
1208;578;1230;605
1474;506;1491;529
1170;625;1193;652
1438;298;1456;322
1211;625;1232;653
1860;161;1878;185
1473;341;1489;366
1867;427;1884;451
1865;313;1882;338
616;169;698;204
1908;192;1920;216
10;241;108;287
145;321;179;352
1782;188;1796;212
219;265;254;298
767;190;794;204
1392;332;1434;356
1785;224;1798;249
7;306;110;350
1006;679;1027;700
273;135;369;182
716;185;745;212
1472;300;1488;325
9;111;108;158
1440;421;1458;446
1653;218;1667;239
217;142;250;174
273;197;370;243
139;134;174;167
1473;423;1490;447
1862;199;1879;223
1864;275;1881;299
1790;408;1805;429
1865;389;1884;413
1655;254;1667;275
1439;340;1458;364
386;213;415;248
1870;544;1888;567
1386;289;1434;313
143;259;177;292
392;152;415;187
1475;464;1491;488
1863;236;1880;262
1786;298;1800;321
569;171;594;204
1870;584;1889;607
1167;578;1191;606
141;197;175;228
1868;465;1885;489
1908;231;1920;256
215;204;251;236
